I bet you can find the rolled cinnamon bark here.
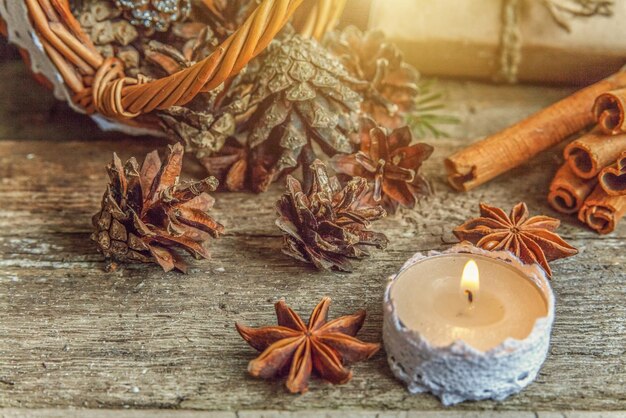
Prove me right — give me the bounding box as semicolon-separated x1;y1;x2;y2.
578;184;626;234
598;151;626;196
593;88;626;134
548;164;597;215
445;70;626;192
563;128;626;179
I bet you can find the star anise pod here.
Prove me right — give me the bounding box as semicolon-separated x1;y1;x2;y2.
91;143;224;273
242;33;363;192
324;26;419;129
330;117;433;214
236;297;380;394
276;160;388;272
453;202;578;277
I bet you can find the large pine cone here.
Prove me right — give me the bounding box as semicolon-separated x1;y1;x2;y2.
242;33;364;193
330;117;433;214
91;143;224;273
276;160;388;272
325;26;419;129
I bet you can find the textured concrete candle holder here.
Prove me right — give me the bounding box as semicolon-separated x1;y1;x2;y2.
383;243;555;405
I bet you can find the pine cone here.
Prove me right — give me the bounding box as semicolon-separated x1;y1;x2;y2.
91;143;224;273
276;160;388;272
242;33;363;192
325;26;419;129
330;117;433;214
115;0;191;31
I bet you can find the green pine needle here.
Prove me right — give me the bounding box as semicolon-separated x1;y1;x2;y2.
407;80;459;139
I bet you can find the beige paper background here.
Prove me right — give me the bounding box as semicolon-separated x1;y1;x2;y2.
369;0;626;85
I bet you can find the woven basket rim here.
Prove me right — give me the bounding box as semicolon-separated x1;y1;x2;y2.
3;0;346;132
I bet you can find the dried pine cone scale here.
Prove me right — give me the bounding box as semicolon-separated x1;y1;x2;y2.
276;160;388;272
91;143;224;273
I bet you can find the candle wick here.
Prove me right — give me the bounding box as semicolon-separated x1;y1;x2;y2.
465;289;474;304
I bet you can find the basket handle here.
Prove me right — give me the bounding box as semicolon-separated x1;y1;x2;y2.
297;0;347;40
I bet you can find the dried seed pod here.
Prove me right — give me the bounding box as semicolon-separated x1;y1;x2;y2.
236;297;380;394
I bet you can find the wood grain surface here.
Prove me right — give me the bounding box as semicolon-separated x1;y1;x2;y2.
0;61;624;414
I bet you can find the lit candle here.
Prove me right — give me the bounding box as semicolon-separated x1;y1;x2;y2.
391;254;548;352
383;243;555;405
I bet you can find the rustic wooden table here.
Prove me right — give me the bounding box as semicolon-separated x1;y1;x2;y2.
0;59;624;417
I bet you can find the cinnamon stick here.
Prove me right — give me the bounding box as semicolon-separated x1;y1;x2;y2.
548;163;597;215
598;151;626;196
578;184;626;235
563;128;626;179
593;88;626;134
445;70;626;192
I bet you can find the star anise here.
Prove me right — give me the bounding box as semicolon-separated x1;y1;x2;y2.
276;160;389;272
453;202;578;277
236;297;380;394
330;117;433;214
91;143;224;273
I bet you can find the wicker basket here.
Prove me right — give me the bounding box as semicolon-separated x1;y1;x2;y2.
0;0;346;135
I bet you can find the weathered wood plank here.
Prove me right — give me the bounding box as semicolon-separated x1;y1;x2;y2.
1;138;623;412
0;61;624;412
1;409;625;418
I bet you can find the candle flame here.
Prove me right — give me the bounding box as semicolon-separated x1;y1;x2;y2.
461;259;479;303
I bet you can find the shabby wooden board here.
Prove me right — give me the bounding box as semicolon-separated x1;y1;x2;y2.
0;60;624;415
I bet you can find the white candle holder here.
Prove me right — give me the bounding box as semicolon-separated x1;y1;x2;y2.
383;243;555;405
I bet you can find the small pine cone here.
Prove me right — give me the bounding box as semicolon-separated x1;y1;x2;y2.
115;0;191;31
330;117;433;215
91;143;224;273
324;26;419;129
242;33;364;193
276;160;389;272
